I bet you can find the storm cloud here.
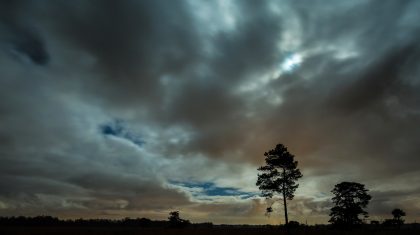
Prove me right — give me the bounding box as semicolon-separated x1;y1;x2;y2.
1;0;420;224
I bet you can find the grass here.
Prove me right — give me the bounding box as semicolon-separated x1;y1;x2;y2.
0;226;419;235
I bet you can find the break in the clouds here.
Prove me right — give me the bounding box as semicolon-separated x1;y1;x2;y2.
1;0;420;224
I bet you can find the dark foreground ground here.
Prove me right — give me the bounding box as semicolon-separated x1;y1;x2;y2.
1;227;419;235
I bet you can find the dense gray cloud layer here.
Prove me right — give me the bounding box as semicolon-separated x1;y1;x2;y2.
1;0;420;224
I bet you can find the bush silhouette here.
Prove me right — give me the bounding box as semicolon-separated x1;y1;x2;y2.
168;211;190;228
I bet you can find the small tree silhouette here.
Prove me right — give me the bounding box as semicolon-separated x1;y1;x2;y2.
256;144;302;226
168;211;190;228
392;208;406;228
329;182;371;228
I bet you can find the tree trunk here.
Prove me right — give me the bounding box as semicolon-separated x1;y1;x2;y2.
282;168;288;226
283;190;288;226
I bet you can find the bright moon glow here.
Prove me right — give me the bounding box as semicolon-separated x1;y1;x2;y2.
281;53;302;72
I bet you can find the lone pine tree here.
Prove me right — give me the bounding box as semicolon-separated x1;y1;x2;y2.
256;144;303;225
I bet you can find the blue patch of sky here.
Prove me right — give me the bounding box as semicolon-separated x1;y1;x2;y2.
100;119;145;147
171;181;257;199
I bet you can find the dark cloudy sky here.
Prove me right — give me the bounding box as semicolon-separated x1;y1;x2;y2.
1;0;420;224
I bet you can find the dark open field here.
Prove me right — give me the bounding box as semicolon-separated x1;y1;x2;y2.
1;226;419;235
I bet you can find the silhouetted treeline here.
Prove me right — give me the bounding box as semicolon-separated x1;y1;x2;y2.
1;215;420;232
0;216;213;228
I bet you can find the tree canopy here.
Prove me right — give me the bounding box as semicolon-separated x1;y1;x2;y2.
329;182;371;227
